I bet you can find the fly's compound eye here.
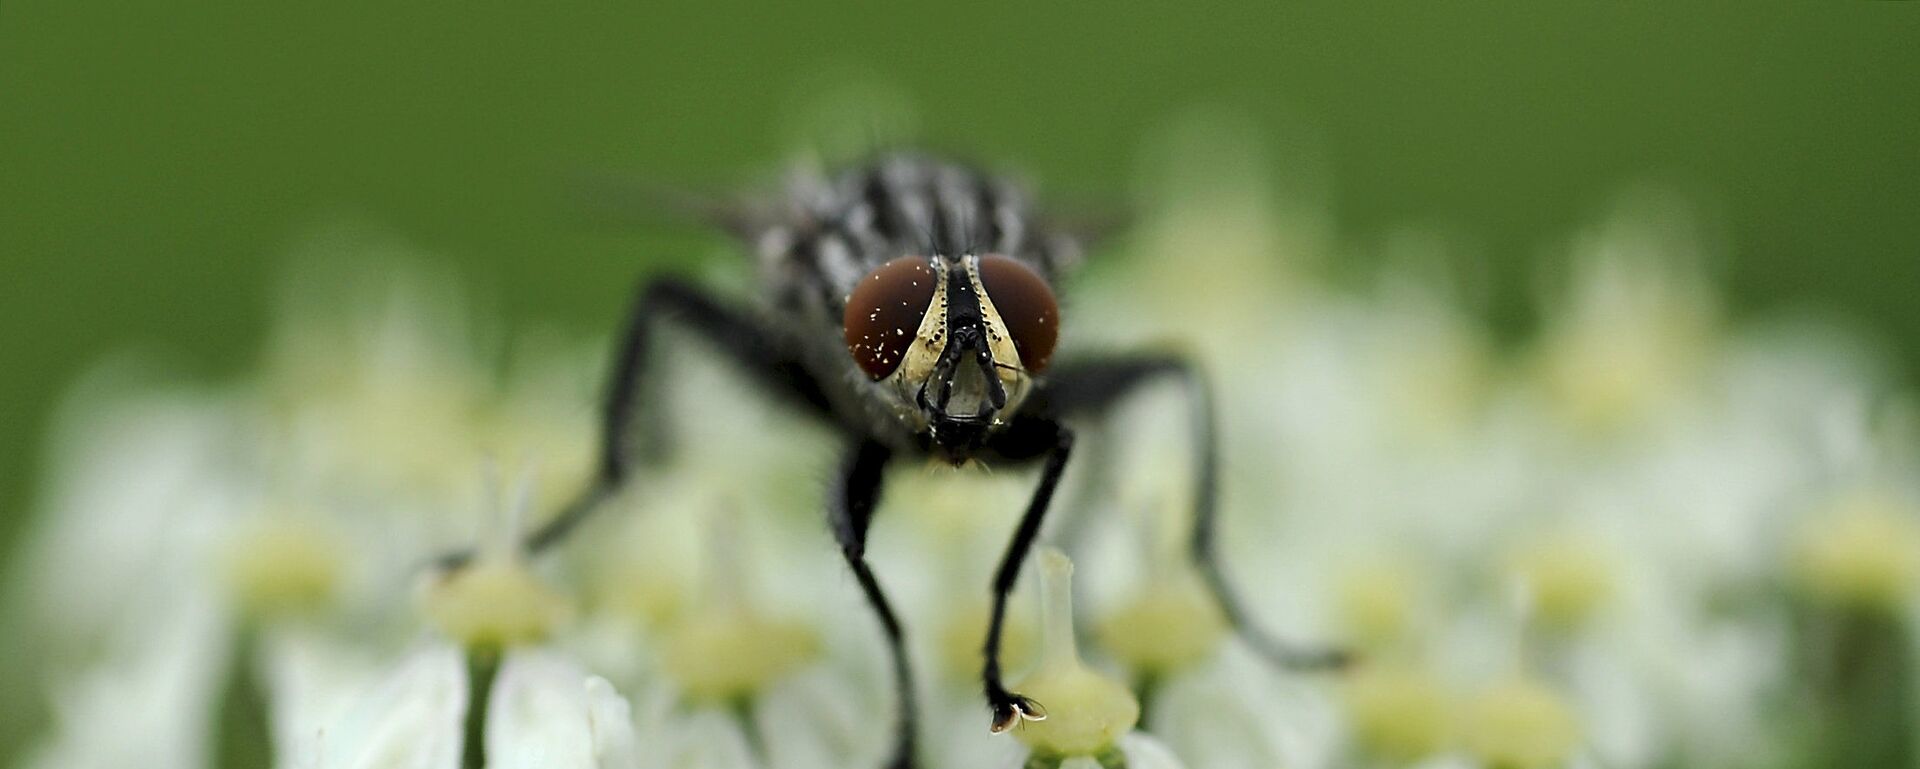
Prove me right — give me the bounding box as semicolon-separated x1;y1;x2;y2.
844;256;939;380
976;254;1059;373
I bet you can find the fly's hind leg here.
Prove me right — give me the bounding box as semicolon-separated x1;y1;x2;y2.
438;277;833;569
1041;356;1350;671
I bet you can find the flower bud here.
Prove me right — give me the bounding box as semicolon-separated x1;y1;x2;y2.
1335;562;1418;649
423;471;571;651
1509;535;1614;631
1013;549;1140;759
1096;569;1225;675
222;514;345;621
1461;677;1579;769
939;601;1035;682
659;610;817;703
657;506;818;702
424;553;570;651
1342;663;1450;763
1097;499;1226;676
1794;489;1920;614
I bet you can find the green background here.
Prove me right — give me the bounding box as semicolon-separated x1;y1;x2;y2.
3;2;1918;560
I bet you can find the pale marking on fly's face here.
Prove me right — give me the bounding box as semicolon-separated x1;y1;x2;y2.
965;254;1034;417
877;258;950;430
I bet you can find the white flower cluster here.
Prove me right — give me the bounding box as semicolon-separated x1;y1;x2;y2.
6;122;1918;769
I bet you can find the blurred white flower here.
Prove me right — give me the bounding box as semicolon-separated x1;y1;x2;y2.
19;593;226;769
10;127;1920;769
300;643;466;769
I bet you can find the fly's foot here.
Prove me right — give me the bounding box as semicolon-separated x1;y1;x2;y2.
987;690;1048;734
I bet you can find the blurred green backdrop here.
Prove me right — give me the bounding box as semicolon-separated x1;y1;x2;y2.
3;2;1917;562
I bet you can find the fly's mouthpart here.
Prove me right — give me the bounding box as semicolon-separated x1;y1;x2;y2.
977;346;1008;410
924;325;1006;424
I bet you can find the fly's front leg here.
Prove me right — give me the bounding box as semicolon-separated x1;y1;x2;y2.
438;277;832;570
827;439;920;769
981;420;1075;732
1043;356;1349;671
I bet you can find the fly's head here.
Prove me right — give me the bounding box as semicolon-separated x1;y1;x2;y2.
843;254;1060;464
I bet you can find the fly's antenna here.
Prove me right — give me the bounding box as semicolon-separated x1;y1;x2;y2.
976;345;1007;409
932;339;960;411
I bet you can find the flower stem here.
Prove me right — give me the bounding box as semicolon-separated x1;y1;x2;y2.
728;693;770;763
214;626;272;769
1800;606;1913;768
1131;669;1164;730
463;649;501;769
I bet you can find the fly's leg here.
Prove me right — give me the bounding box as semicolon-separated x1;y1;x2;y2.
438;277;832;569
1043;356;1349;671
827;439;919;769
981;420;1075;732
532;277;830;551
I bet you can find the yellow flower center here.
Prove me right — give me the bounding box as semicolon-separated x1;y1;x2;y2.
1343;664;1451;763
1097;569;1226;675
223;516;345;621
1509;535;1614;631
424;553;572;651
1461;678;1580;769
1794;490;1920;613
656;505;820;702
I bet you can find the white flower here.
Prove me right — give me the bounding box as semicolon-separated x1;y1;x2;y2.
300;643;465;769
19;594;227;769
485;651;619;769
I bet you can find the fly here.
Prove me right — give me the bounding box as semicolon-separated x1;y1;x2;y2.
443;152;1345;768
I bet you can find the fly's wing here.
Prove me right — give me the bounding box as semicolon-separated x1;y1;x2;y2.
561;171;764;239
1044;202;1132;265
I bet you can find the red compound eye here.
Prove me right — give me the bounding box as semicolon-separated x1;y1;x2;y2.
977;254;1059;373
844;256;939;380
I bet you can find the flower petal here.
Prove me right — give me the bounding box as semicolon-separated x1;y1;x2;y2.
310;643;466;769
